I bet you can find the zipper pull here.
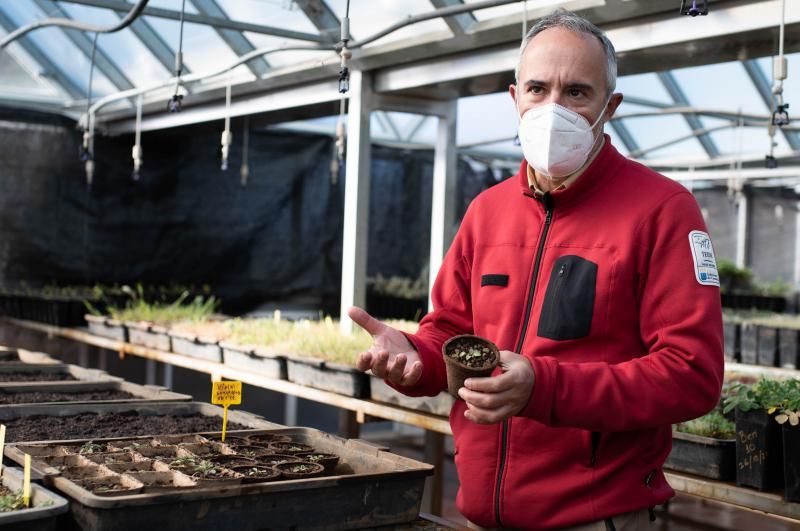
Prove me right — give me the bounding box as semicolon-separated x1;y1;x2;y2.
558;264;566;277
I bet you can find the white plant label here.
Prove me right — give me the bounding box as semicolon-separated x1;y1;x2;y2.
689;230;720;287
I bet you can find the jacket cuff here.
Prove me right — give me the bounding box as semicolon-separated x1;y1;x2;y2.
384;332;443;397
519;356;558;423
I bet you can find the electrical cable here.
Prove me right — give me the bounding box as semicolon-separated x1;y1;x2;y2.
1;0;150;49
168;0;188;113
82;32;100;186
221;73;233;171
240;116;250;188
766;0;789;168
132;94;143;180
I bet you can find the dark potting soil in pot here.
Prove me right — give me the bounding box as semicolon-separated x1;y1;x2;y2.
3;412;248;443
444;338;497;368
0;371;77;382
0;389;135;404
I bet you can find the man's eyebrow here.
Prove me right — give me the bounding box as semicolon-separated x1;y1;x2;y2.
565;82;594;92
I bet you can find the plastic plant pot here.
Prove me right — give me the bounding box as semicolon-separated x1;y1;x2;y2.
442;334;499;398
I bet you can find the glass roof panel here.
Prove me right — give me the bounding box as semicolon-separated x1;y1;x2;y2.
0;45;60;99
240;32;334;69
324;0;453;47
615;73;673;106
457;92;517;148
0;1;117;97
670;61;770;115
464;0;564;22
59;3;171;87
709;125;791;157
143;16;254;80
215;0;320;34
615;101;707;160
146;0;199;14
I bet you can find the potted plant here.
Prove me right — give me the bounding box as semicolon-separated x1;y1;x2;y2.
273;461;325;480
770;378;800;502
666;410;736;480
266;442;313;455
442;335;499;398
723;379;785;490
295;452;339;472
230;465;281;484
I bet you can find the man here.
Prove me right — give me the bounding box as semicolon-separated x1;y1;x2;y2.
349;9;723;530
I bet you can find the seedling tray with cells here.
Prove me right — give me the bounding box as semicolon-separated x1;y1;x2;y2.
4;427;433;531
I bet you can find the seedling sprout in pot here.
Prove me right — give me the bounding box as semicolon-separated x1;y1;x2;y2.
443;334;499;398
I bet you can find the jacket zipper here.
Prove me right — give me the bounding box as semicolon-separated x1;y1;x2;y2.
493;192;553;527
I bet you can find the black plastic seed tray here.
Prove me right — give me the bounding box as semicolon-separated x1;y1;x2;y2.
0;466;69;531
0;379;192;408
0;363;121;389
7;427;433;531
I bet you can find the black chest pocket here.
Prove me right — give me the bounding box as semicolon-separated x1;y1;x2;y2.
537;255;597;341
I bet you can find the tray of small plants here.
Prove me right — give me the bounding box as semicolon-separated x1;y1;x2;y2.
6;427;433;531
0;402;278;444
0;362;120;389
0;379;192;408
0;466;69;531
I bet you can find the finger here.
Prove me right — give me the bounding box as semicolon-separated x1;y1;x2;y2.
463;402;515;425
498;350;519;370
385;353;407;384
356;351;373;372
458;387;511;410
347;306;386;337
464;371;513;393
399;361;423;387
371;349;390;377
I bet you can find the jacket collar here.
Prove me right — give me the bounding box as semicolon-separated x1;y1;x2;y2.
518;134;626;210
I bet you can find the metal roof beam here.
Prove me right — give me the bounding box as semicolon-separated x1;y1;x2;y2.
657;71;720;159
188;0;269;78
34;0;135;91
292;0;340;42
429;0;477;35
58;0;327;42
608;120;640;154
0;6;83;101
742;59;800;151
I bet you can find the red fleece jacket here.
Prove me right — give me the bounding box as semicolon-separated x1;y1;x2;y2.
395;138;724;529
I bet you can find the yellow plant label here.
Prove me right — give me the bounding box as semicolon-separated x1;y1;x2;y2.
211;381;242;442
23;454;31;507
212;381;242;407
0;425;5;477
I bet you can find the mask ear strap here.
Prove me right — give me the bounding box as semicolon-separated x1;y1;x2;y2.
590;92;614;129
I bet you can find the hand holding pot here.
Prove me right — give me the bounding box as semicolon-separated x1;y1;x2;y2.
458;350;535;424
348;306;423;387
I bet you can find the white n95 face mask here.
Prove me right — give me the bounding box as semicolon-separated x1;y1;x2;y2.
517;101;607;179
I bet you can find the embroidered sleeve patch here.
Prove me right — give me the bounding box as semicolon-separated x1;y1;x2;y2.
688;230;720;286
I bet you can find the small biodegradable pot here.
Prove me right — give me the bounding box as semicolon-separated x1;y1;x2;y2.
257;454;302;467
266;442;314;455
231;465;281;484
75;475;144;497
273;461;325;480
205;454;257;468
230;445;274;459
295;452;340;472
442;334;499;398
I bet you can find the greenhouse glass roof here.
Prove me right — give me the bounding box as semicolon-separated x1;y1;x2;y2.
0;0;798;172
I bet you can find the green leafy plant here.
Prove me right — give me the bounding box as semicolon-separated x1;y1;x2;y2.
106;284;218;325
675;410;736;439
191;459;219;477
717;259;753;293
79;441;105;455
0;490;25;512
723;378;800;426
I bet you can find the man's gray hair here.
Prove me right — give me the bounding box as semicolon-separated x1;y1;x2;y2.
515;9;617;95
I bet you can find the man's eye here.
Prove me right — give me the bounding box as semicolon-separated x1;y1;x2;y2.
530;86;543;94
568;89;583;97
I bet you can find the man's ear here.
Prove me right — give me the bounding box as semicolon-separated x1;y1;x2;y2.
605;93;624;120
509;83;518;104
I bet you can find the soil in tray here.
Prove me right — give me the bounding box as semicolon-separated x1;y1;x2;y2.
0;485;26;513
3;412;247;443
0;371;77;382
0;389;136;404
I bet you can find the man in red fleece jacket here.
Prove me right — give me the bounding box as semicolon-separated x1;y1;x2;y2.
349;9;724;530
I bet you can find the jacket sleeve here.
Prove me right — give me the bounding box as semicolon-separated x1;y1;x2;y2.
387;207;476;398
520;191;724;431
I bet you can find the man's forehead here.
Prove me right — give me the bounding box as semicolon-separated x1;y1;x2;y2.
519;27;607;84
